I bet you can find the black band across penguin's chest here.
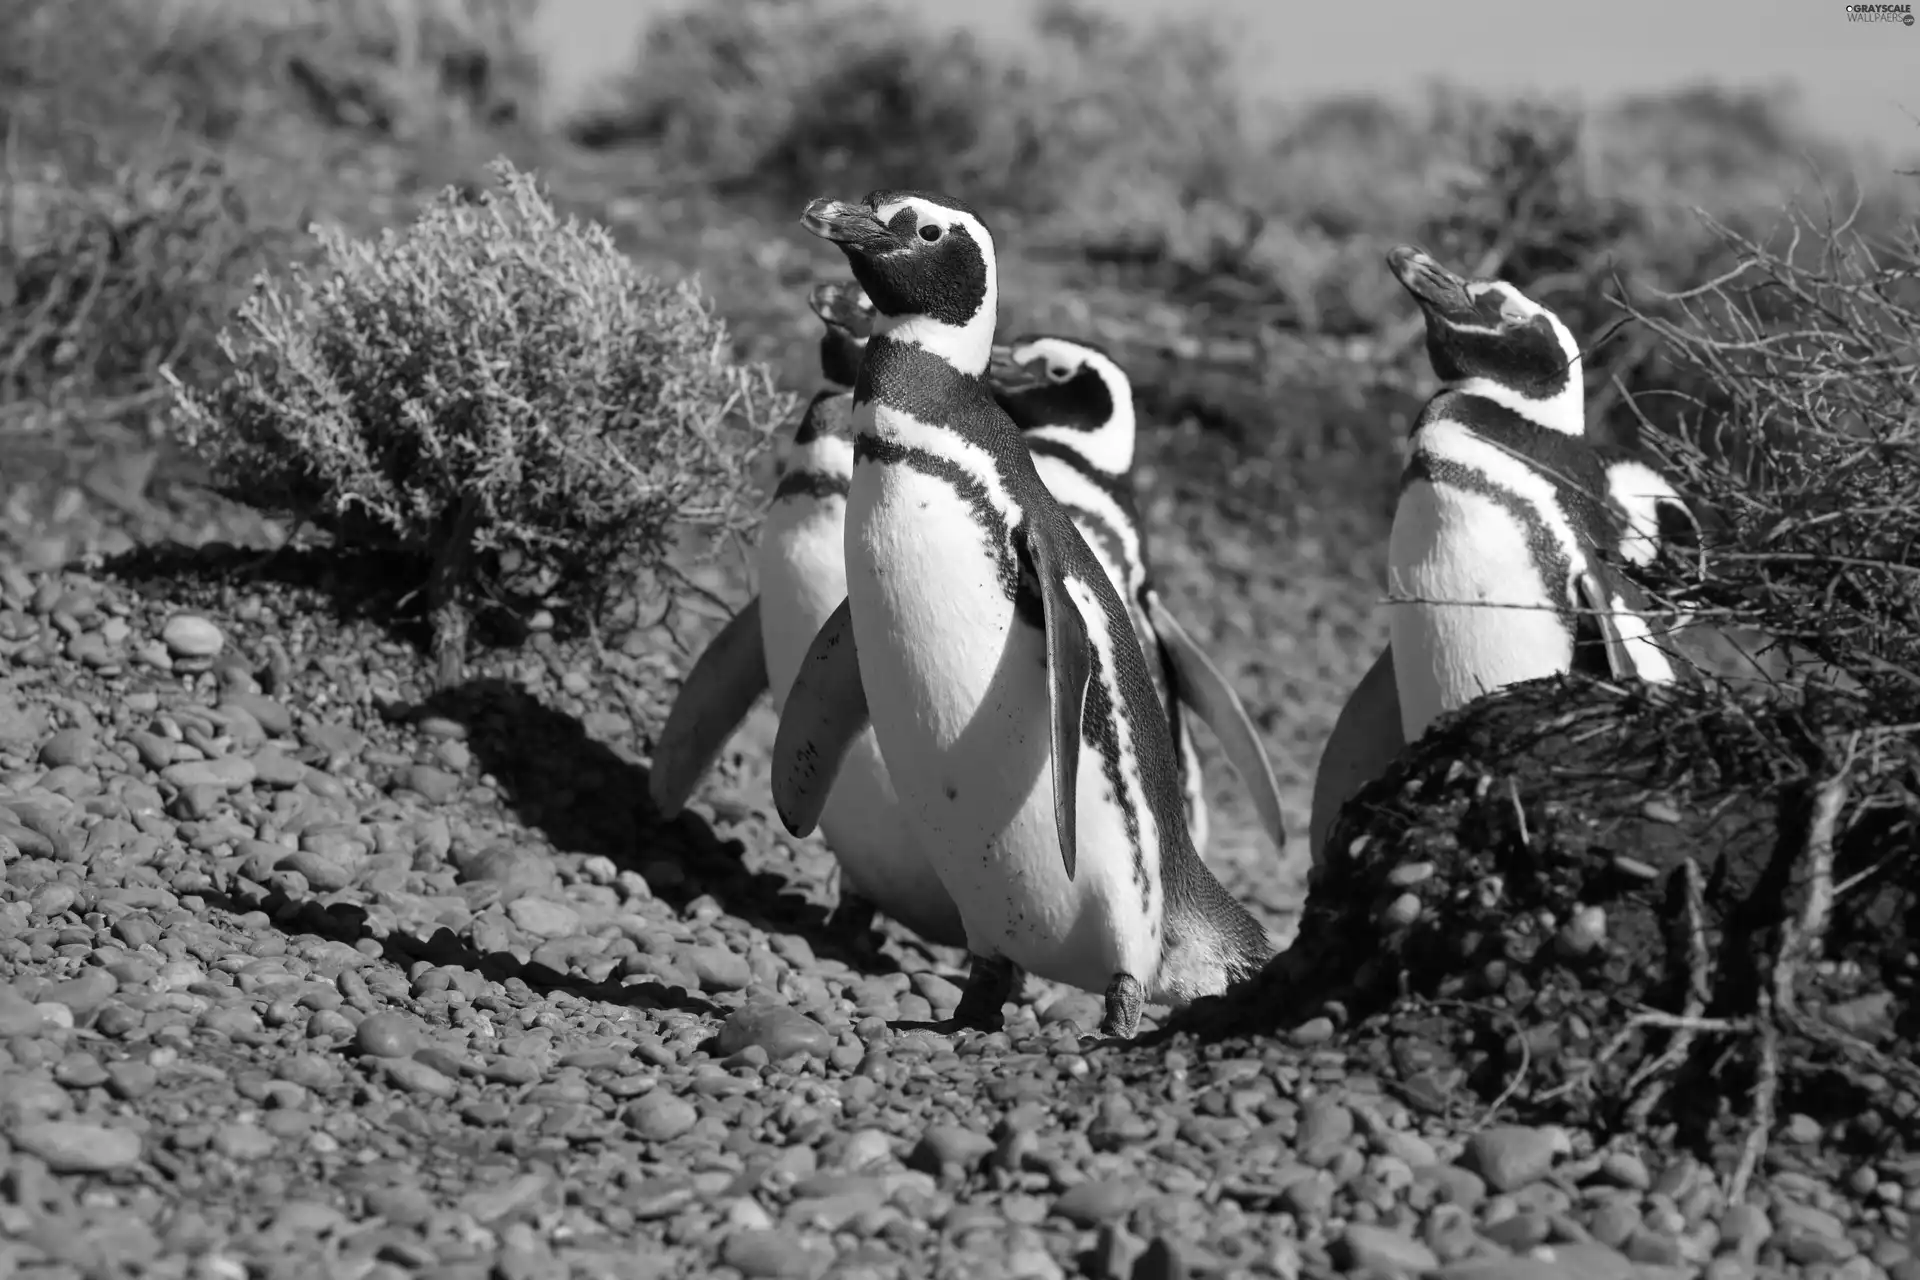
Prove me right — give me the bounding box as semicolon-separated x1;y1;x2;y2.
1422;393;1619;538
851;434;1026;612
1403;451;1582;626
772;470;850;503
852;336;1051;611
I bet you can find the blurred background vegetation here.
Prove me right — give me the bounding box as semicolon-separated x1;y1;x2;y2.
1;0;1914;821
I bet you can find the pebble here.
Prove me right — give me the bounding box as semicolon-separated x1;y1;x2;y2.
716;1003;834;1060
383;1057;458;1098
506;897;580;938
354;1013;422;1058
911;1125;995;1177
721;1229;825;1279
1463;1126;1569;1192
624;1092;700;1143
1053;1180;1140;1227
39;727;96;768
0;984;48;1035
213;1121;279;1160
687;944;753;992
13;1120;143;1172
399;764;460;803
161;614;224;658
281;848;354;892
161;757;257;790
1335;1223;1441;1275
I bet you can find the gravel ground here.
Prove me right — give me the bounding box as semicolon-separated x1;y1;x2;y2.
1;459;1911;1280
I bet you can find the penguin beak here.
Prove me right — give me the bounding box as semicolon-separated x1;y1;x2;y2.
987;344;1045;391
807;281;876;339
801;199;897;252
1387;245;1473;318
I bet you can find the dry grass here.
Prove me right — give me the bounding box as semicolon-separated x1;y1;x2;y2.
1624;200;1920;719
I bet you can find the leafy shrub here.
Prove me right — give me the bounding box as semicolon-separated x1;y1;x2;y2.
165;157;789;687
0;149;274;422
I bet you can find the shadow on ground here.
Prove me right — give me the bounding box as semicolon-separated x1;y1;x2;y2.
277;891;726;1020
96;543;902;976
96;538;561;665
416;676;900;975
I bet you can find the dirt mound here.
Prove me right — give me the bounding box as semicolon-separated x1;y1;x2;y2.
1173;673;1920;1193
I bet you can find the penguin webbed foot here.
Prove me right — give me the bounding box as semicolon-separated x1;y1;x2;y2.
949;953;1018;1033
1098;972;1145;1040
825;892;880;954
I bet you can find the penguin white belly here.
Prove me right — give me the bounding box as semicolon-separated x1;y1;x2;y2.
1388;478;1575;743
758;497;954;939
845;460;1159;993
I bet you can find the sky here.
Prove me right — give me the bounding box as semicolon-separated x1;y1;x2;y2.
531;0;1920;159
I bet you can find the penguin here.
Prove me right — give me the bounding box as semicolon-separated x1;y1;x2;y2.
1594;452;1705;574
775;189;1274;1040
1382;242;1695;747
986;335;1289;862
1307;455;1708;864
1310;248;1691;862
1308;246;1849;860
648;280;968;950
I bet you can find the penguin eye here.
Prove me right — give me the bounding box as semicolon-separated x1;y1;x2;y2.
918;224;942;243
1048;365;1072;382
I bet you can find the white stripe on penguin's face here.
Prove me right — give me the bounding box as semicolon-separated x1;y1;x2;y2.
870;196;999;376
1436;282;1586;438
1010;338;1139;477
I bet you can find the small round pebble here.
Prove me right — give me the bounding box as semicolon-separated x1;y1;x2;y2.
161;614;225;658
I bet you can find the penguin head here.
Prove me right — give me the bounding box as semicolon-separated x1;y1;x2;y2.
789;387;856;448
807;280;875;389
1387;245;1584;435
800;190;998;375
987;334;1138;476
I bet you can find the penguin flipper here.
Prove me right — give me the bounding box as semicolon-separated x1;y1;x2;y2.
1570;570;1637;679
1145;589;1289;854
648;596;769;819
1024;523;1092;882
1309;643;1404;868
770;597;870;839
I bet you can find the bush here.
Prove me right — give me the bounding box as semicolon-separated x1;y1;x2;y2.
165;157;790;688
0;0;542;155
1625;201;1920;725
0;149;274;423
569;0;1255;234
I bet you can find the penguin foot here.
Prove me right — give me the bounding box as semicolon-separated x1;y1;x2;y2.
950;953;1018;1032
1099;972;1145;1040
826;893;880;953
